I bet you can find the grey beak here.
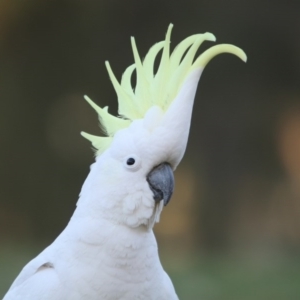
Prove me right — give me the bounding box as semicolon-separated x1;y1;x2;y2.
146;163;174;206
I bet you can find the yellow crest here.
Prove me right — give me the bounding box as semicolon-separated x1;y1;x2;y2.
82;24;246;155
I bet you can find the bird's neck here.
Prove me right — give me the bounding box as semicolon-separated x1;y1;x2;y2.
68;212;155;246
62;214;161;278
60;188;161;271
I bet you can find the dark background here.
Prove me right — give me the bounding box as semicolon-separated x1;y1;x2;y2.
1;0;300;298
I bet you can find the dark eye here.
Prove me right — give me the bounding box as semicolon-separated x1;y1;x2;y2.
126;157;135;166
124;155;141;171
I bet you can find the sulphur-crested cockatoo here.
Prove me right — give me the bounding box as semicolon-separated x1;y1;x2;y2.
4;24;246;300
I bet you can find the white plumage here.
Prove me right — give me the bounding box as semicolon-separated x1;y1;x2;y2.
4;24;245;299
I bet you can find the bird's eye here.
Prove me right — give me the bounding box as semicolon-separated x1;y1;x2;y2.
124;155;141;171
126;158;135;166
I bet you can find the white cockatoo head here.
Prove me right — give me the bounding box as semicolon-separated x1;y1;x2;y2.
79;24;246;229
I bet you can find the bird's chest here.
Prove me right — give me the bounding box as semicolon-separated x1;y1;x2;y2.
57;240;164;299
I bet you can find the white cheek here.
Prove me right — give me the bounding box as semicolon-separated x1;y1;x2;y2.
122;190;154;227
141;181;155;208
126;215;141;227
142;193;155;208
122;194;139;214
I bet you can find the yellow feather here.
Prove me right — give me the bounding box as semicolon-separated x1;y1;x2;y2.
105;61;139;120
80;132;113;155
121;64;136;98
84;95;130;137
166;33;215;105
143;41;165;82
82;25;246;155
152;24;173;108
192;44;247;69
131;37;151;114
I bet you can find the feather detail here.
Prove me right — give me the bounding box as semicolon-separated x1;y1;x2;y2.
143;41;165;83
192;44;247;69
121;64;136;98
131;37;151;114
152;24;173;109
165;32;216;108
84;95;130;137
80;132;113;155
105;61;139;120
82;25;246;155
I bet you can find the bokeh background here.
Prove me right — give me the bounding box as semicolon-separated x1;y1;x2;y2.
1;0;300;298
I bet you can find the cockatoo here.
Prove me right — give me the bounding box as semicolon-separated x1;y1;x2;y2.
4;24;246;300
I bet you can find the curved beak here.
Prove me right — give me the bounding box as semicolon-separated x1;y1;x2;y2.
146;163;174;206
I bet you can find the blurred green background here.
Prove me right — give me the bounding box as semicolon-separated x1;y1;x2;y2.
1;0;300;298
